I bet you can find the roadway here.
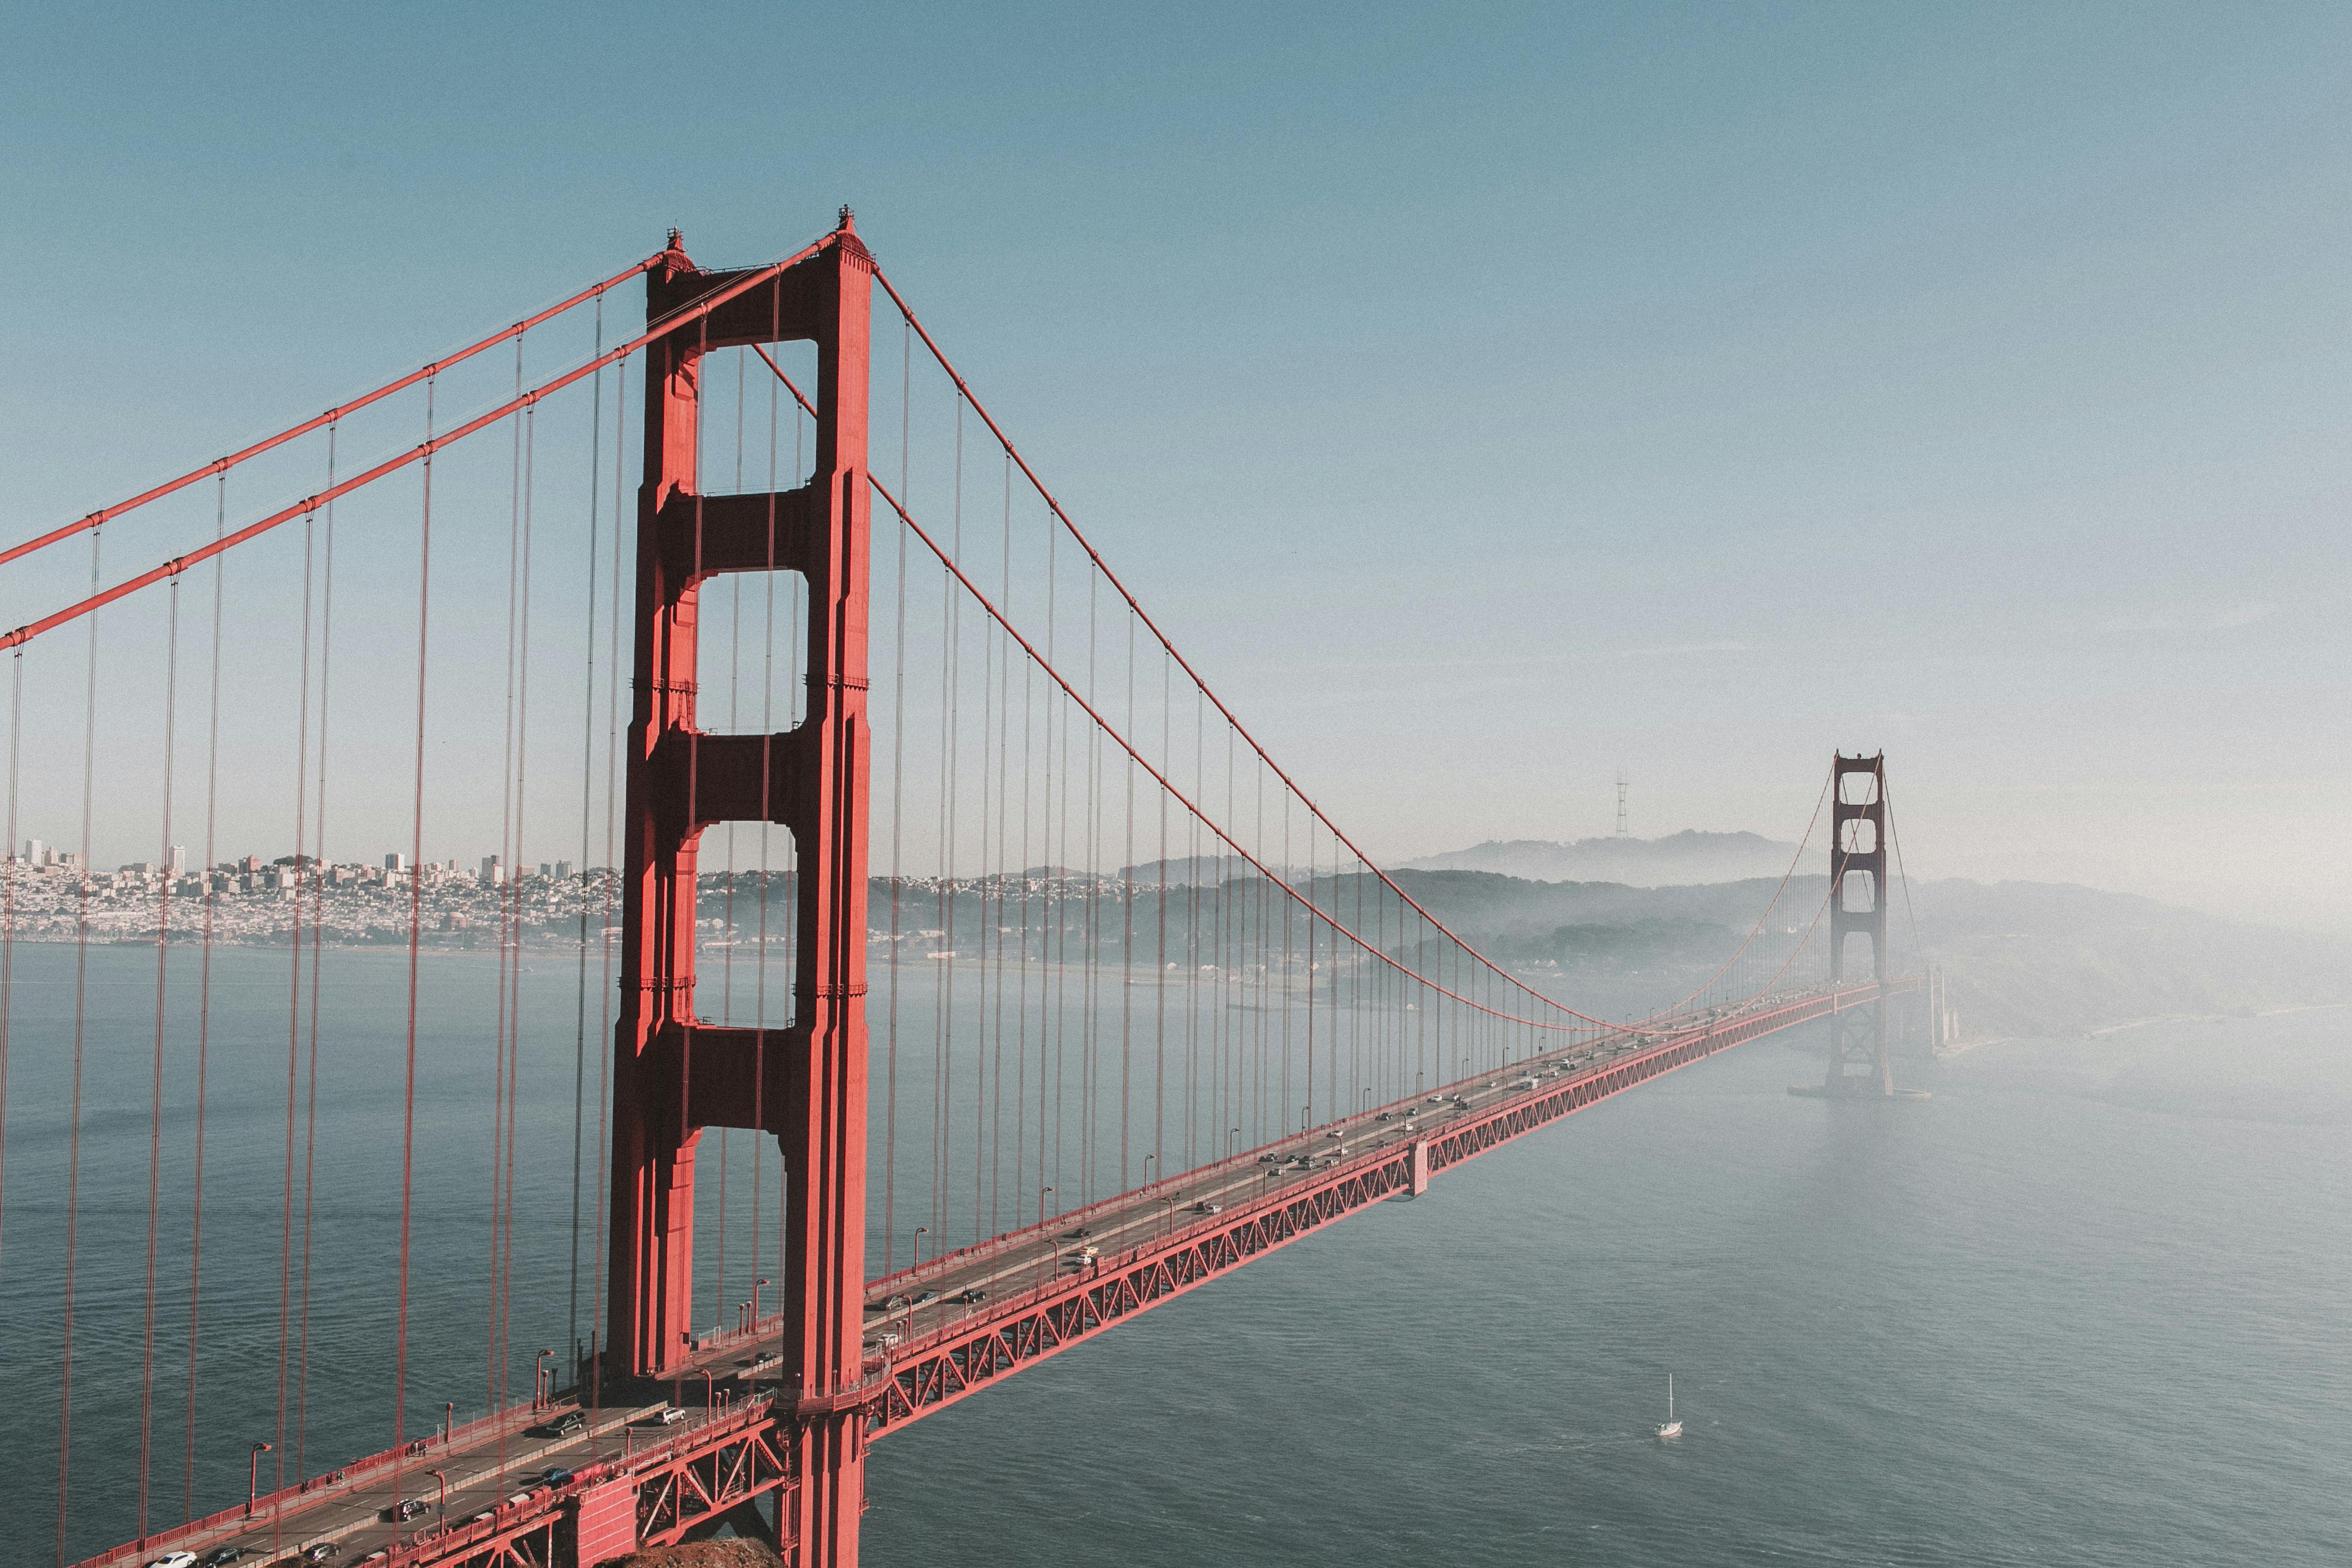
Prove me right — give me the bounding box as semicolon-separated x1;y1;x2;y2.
106;1399;710;1568
103;982;1858;1568
680;988;1819;1386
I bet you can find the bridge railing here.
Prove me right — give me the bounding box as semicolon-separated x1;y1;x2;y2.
68;1398;574;1568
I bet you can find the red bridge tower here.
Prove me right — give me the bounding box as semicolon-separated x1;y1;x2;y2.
1824;751;1893;1095
609;211;872;1562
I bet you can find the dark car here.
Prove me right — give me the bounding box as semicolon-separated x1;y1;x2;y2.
381;1497;428;1522
201;1551;261;1568
1061;1226;1091;1240
531;1409;587;1439
910;1288;938;1305
951;1288;988;1305
300;1547;340;1564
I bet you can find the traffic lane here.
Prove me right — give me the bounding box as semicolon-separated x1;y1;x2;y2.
858;1069;1582;1346
693;1026;1684;1368
181;1405;650;1564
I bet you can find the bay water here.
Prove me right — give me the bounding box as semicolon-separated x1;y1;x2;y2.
2;938;2345;1563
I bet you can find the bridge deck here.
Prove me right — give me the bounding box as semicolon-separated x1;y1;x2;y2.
78;977;1914;1568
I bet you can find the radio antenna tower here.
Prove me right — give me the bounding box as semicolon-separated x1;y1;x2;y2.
1616;772;1629;838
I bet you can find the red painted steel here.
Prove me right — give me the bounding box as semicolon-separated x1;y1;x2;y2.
608;210;872;1565
570;1478;636;1566
865;979;1914;1433
71;977;1904;1568
1826;754;1893;1093
67;1399;575;1568
46;227;1932;1568
0;241;827;653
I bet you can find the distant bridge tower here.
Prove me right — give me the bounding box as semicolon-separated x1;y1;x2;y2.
1825;752;1892;1095
610;211;874;1562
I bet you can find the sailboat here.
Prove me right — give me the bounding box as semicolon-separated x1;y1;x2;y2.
1655;1373;1683;1439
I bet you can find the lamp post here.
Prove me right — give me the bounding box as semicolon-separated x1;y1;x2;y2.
1228;1127;1240;1160
914;1225;929;1269
698;1368;715;1411
535;1348;555;1411
1142;1153;1156;1190
444;1402;455;1447
426;1468;448;1522
1036;1187;1056;1288
1361;1086;1372;1115
753;1276;770;1323
247;1441;272;1517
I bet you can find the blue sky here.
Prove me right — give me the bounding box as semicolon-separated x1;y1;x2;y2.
2;2;2347;931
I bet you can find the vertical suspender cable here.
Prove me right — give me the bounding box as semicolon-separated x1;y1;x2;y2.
390;380;435;1547
56;524;101;1567
488;347;524;1411
991;459;1011;1234
295;427;339;1479
1014;461;1033;1225
990;459;1012;1235
185;478;226;1516
276;497;318;1489
1081;573;1097;1204
968;400;990;1242
884;365;907;1273
970;401;991;1243
715;355;744;1330
1156;649;1167;1171
1120;609;1134;1191
0;653;15;1286
782;391;801;1290
569;298;606;1372
504;401;538;1405
930;332;952;1248
753;330;774;1300
590;359;627;1412
1047;519;1063;1214
1279;795;1290;1134
138;579;179;1536
714;347;747;1329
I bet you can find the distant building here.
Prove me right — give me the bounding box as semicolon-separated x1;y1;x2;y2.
23;839;47;865
556;859;575;881
480;855;504;887
385;852;408;873
169;845;186;875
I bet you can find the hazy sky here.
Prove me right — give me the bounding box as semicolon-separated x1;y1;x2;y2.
2;2;2347;934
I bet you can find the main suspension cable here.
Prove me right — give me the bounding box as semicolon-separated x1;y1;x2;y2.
0;258;662;570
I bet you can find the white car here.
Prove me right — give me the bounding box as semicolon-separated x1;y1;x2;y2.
146;1555;198;1568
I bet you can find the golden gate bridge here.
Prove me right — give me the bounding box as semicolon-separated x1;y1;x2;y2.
0;210;1924;1568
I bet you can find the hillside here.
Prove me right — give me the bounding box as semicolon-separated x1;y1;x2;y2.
1381;869;2352;1039
1400;830;1824;887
